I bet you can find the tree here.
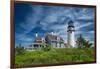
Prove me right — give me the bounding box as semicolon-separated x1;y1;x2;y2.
83;41;92;48
76;34;84;48
15;44;26;55
76;34;92;48
41;43;51;51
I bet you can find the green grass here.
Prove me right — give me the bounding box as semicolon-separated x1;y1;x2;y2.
15;48;95;66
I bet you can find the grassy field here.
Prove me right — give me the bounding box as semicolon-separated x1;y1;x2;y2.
15;48;95;66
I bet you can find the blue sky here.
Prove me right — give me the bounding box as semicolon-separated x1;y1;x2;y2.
14;3;95;47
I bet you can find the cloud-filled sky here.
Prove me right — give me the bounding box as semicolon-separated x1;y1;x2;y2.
14;3;95;47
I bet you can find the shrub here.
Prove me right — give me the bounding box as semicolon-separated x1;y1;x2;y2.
15;48;95;66
15;45;26;55
41;43;51;51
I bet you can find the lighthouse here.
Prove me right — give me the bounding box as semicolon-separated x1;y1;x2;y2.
67;20;75;48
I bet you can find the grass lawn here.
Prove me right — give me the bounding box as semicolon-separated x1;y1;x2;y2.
15;48;95;66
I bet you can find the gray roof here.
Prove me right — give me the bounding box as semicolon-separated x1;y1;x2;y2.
45;34;64;42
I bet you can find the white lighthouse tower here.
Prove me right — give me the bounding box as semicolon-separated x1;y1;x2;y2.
67;20;75;48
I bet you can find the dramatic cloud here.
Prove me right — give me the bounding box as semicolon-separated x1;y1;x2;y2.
15;4;95;47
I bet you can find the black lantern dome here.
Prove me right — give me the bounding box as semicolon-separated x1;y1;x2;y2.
67;20;75;32
68;20;74;28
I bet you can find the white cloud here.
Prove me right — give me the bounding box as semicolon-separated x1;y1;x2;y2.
75;22;93;30
89;30;94;34
77;15;94;20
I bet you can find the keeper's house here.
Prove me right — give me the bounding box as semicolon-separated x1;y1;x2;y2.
26;33;65;51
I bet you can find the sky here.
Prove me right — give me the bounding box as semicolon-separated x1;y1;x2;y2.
14;3;95;47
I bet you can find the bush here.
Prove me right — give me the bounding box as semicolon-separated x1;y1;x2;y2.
15;48;95;66
41;44;51;51
15;45;26;55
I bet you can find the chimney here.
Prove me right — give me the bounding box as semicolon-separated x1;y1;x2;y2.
35;32;38;37
51;32;54;35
